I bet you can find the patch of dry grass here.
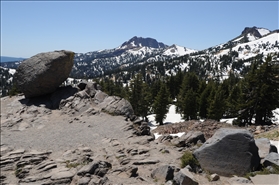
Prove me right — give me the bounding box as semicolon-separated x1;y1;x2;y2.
255;128;279;141
151;119;234;140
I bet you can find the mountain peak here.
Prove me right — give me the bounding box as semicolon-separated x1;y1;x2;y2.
241;26;271;38
120;36;168;49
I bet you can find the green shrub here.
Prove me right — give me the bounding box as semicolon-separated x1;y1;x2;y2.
180;151;199;168
8;84;21;97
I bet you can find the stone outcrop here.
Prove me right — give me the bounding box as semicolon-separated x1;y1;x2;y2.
97;95;134;116
263;152;279;168
151;165;174;182
193;128;260;176
77;161;112;177
14;50;75;98
255;138;278;160
173;168;198;185
171;131;205;147
57;82;134;117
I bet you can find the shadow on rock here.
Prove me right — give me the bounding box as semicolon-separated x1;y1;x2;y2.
18;86;78;109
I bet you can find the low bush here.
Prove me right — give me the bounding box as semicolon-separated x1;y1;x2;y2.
180;151;199;169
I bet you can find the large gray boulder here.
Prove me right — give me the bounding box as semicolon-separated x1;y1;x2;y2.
14;50;75;98
193;128;260;176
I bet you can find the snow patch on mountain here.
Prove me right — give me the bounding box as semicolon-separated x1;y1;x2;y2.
8;68;16;75
233;36;244;42
163;44;197;57
247;33;258;42
257;28;271;37
217;32;279;60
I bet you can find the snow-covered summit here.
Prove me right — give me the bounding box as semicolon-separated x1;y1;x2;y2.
216;31;279;59
120;36;168;50
241;26;271;39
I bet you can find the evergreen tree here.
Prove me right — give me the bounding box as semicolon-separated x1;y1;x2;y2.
153;83;171;125
129;73;144;116
237;54;279;125
226;84;242;117
173;69;184;99
150;80;161;102
128;73;153;120
138;82;152;121
199;80;215;118
207;85;226;121
167;74;176;99
8;84;20;97
182;88;197;120
176;72;199;116
122;85;130;100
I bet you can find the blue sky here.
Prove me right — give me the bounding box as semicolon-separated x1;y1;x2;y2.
1;1;278;58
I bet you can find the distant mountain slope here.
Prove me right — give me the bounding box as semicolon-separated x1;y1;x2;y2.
216;30;278;59
70;36;196;78
0;56;26;63
1;27;278;81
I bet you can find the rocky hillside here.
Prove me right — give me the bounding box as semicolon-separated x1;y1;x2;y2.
2;27;278;80
0;36;194;78
1;49;279;184
70;36;196;78
1;86;279;184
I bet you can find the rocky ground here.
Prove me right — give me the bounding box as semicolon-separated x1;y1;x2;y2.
1;92;279;185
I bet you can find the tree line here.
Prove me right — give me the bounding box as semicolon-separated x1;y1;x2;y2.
98;54;279;126
2;53;278;126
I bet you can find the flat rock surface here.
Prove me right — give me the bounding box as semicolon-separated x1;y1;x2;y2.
0;95;133;154
250;174;279;185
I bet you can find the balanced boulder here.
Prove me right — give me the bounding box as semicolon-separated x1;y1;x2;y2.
14;50;75;98
193;128;260;176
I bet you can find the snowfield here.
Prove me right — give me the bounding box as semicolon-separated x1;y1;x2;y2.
148;104;279;151
147;104;184;131
257;28;271;37
163;44;197;57
217;32;279;60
